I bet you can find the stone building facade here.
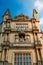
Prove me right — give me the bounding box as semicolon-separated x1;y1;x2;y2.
0;9;43;65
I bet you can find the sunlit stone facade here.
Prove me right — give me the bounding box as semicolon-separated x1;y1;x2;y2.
0;9;43;65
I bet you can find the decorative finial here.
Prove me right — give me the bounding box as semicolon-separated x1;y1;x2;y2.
33;9;38;21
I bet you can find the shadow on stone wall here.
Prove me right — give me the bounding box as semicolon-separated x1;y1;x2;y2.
0;61;12;65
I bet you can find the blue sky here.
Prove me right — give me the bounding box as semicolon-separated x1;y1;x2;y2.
0;0;43;31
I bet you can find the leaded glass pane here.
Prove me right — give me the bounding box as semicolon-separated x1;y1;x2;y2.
14;53;32;65
19;62;22;65
25;62;28;65
25;56;28;62
19;54;22;62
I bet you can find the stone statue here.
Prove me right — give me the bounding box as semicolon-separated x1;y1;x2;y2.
33;9;38;21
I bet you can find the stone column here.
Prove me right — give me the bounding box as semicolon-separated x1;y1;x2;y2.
33;33;38;63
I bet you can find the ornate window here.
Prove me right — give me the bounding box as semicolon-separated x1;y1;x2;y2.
14;53;32;65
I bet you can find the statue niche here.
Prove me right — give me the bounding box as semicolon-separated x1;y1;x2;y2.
18;32;25;41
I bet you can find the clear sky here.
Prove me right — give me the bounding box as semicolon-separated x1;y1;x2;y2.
0;0;43;31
